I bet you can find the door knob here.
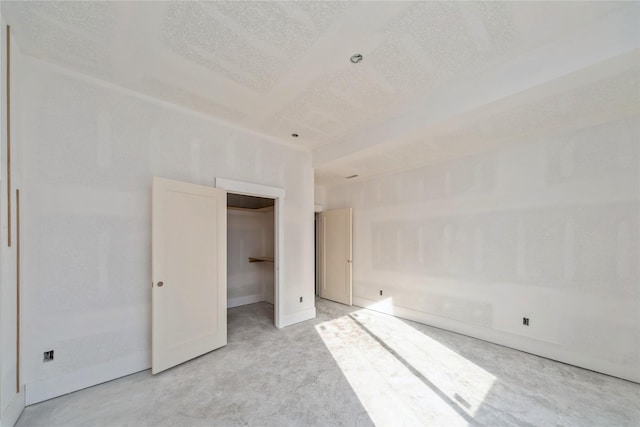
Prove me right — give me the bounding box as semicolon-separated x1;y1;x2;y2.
157;281;164;287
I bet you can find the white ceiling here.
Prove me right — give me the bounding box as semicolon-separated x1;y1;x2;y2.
2;1;639;186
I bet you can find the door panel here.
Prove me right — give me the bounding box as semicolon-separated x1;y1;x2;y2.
152;177;227;374
319;208;352;305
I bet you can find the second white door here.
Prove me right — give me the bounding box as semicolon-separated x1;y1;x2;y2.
319;208;352;306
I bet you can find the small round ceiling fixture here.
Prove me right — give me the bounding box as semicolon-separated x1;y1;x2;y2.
350;53;363;64
291;133;299;138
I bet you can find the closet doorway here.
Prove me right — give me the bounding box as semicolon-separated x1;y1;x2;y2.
227;194;275;320
216;178;285;328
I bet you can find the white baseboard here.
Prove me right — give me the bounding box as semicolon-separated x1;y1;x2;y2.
1;387;25;427
281;306;316;328
26;353;149;405
228;293;264;308
353;296;640;383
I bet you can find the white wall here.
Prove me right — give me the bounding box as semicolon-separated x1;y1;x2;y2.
15;55;315;405
314;185;326;211
227;209;274;308
0;20;25;427
325;116;640;383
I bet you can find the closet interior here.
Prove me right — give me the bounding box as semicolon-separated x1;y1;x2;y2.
227;193;275;313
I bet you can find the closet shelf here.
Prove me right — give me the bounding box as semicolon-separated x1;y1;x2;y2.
248;257;274;263
228;206;274;213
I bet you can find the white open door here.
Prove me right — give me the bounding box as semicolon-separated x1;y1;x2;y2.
151;177;227;374
319;208;352;306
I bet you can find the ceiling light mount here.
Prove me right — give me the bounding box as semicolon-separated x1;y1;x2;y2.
291;133;299;138
350;53;363;64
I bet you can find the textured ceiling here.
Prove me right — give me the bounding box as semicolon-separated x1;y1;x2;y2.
2;1;639;186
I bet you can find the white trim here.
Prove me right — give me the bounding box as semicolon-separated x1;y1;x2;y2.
215;178;286;328
25;354;148;405
215;178;285;199
0;388;25;427
353;296;640;383
228;293;264;309
281;307;317;328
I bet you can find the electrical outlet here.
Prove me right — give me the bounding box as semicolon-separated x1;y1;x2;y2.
299;296;303;303
379;290;383;296
43;350;54;362
522;317;530;326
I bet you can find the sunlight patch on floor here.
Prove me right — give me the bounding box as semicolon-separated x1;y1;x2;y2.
315;309;496;426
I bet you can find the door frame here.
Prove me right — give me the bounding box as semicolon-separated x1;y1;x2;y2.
215;178;285;328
